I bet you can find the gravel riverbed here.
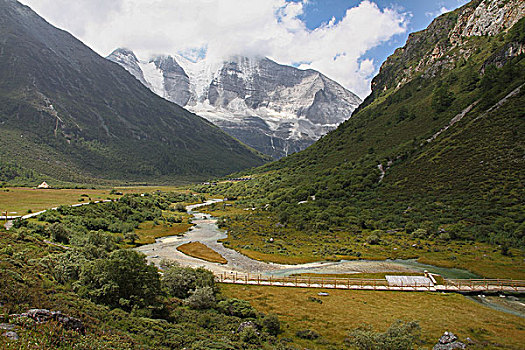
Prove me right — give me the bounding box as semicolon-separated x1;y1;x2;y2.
135;200;417;276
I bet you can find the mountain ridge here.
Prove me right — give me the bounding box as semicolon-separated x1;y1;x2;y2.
107;50;362;159
0;0;267;185
194;0;525;252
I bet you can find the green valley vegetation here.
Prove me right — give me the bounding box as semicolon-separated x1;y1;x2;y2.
222;284;525;349
0;191;287;349
192;6;525;276
0;0;267;186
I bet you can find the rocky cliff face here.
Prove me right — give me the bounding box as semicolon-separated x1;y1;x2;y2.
107;51;361;159
368;0;525;102
450;0;525;41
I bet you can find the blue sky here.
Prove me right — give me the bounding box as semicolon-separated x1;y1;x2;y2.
294;0;469;71
19;0;470;98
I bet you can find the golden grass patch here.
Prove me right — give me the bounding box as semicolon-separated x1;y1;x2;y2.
0;187;117;214
177;242;227;264
199;202;247;217
0;186;188;215
221;284;525;349
293;272;425;279
135;221;192;244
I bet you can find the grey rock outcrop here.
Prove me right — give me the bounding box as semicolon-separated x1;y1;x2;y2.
433;331;466;350
0;323;16;331
2;330;19;340
370;0;525;100
237;321;259;334
152;56;191;106
10;309;85;334
107;48;149;87
1;322;18;341
450;0;525;44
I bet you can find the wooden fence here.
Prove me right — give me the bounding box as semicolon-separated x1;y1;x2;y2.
440;279;525;292
215;273;525;293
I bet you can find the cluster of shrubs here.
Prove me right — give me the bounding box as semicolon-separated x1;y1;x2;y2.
8;191;285;348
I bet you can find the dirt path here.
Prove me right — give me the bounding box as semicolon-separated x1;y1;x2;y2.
2;200;114;230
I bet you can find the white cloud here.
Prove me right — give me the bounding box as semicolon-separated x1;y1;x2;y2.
426;6;451;18
425;0;469;18
19;0;407;98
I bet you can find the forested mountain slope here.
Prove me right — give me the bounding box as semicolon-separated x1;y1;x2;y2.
0;0;266;185
197;0;525;249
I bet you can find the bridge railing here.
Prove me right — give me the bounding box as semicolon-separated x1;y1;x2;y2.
216;273;525;292
215;273;434;289
442;278;525;291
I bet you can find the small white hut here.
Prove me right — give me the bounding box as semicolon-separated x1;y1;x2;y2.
37;181;50;189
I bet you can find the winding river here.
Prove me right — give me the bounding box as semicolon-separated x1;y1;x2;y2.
135;200;525;317
136;200;478;279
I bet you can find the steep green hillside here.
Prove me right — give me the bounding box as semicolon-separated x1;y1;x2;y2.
0;0;266;185
194;1;525;257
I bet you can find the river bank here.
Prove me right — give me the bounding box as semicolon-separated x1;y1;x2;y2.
136;200;478;279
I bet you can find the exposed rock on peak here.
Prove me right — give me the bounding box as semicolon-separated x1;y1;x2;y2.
107;48;149;87
450;0;525;43
151;55;191;106
369;0;525;102
107;51;361;159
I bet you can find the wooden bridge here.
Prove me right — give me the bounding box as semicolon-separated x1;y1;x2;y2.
216;273;525;293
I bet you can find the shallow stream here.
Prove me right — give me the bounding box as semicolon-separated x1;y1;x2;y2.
137;200;478;279
135;199;524;317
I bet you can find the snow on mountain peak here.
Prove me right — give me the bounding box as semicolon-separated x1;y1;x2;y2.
107;49;362;158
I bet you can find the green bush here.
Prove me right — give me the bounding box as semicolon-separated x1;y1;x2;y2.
217;298;256;318
240;326;260;345
367;233;381;245
47;222;72;244
262;313;281;336
296;329;320;340
346;320;421;350
191;340;236;350
175;203;186;212
431;85;454;113
75;249;161;310
162;265;216;299
412;228;427;238
184;286;216;310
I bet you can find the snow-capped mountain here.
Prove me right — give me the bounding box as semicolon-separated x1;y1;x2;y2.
108;49;362;158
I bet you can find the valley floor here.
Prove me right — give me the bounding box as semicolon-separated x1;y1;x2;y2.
199;201;525;280
2;186;524;349
221;284;525;349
